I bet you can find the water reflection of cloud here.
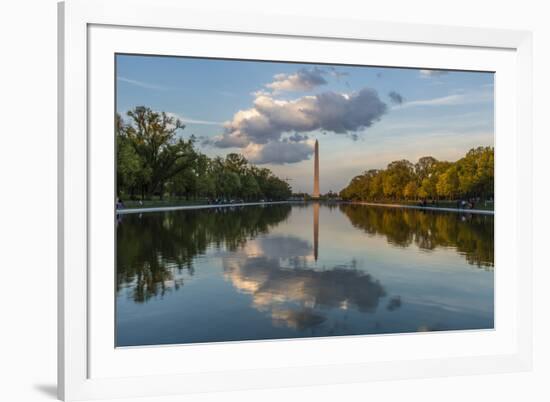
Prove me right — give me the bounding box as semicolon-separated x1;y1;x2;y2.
271;308;325;330
223;235;389;330
243;235;313;259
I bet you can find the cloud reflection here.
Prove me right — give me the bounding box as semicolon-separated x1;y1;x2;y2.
223;236;388;330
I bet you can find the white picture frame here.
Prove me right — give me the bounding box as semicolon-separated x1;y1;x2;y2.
58;0;533;400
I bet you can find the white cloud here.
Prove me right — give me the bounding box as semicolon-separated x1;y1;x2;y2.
399;94;464;108
216;88;387;149
213;88;387;164
395;89;493;109
265;67;327;92
164;112;223;126
243;140;315;165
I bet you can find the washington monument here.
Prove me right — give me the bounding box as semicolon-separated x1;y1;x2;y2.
313;139;320;198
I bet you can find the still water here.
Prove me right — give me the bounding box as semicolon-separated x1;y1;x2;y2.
116;203;494;347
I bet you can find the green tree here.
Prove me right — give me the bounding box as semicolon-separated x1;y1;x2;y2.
219;171;242;198
456;147;494;198
436;166;459;199
122;106;197;199
167;168;197;199
339;148;494;203
415;156;438;181
382;160;414;199
116;107;295;202
116;115;142;198
403;181;418;200
225;153;249;175
240;174;261;200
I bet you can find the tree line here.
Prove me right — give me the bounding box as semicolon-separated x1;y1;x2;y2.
339;147;494;202
117;106;292;202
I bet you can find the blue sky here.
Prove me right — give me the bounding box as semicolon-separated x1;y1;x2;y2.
116;54;494;194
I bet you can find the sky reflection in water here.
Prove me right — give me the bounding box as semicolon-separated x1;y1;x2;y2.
116;203;493;347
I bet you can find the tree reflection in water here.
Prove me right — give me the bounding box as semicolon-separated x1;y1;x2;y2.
117;203;494;345
340;204;494;269
117;203;492;313
116;204;291;302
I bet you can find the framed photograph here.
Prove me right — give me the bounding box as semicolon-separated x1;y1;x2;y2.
58;0;533;400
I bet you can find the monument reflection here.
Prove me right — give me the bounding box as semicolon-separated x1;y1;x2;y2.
313;202;319;261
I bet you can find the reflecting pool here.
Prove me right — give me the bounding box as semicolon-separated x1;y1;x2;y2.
116;203;494;347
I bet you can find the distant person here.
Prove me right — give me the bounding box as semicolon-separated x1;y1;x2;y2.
116;198;124;209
